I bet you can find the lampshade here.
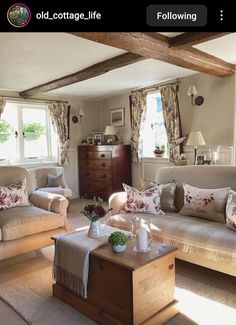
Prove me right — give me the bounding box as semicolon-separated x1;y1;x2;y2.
187;85;197;96
186;131;206;147
104;125;117;135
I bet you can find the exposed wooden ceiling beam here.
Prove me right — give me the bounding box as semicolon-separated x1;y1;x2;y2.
20;52;144;97
169;32;231;47
71;32;234;77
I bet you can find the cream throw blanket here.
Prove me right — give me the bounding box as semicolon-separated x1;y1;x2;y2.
53;230;107;299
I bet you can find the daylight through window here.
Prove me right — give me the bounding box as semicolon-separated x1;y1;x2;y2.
0;102;58;164
142;92;168;158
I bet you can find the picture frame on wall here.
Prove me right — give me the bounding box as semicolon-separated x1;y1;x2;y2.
110;108;125;127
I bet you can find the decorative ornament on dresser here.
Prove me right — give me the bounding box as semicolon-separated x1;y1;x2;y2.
82;198;112;238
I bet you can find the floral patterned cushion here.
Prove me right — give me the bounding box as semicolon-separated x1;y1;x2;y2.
226;189;236;231
139;178;177;212
122;183;164;215
179;183;230;223
0;178;30;211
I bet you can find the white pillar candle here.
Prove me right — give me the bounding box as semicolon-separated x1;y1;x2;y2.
136;227;148;251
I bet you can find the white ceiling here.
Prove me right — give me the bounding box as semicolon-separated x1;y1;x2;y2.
0;33;236;100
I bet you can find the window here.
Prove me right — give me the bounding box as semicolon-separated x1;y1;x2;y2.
141;92;168;157
0;102;58;164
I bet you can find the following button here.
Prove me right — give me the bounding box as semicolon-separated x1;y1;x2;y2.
146;4;207;27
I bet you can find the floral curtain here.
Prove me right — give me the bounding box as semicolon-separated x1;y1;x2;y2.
0;98;6;120
160;84;183;163
129;91;147;162
48;101;70;166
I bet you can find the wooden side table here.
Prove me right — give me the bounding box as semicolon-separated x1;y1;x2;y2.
53;240;178;325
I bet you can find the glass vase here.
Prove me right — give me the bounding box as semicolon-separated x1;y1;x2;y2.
87;220;101;238
131;216;153;252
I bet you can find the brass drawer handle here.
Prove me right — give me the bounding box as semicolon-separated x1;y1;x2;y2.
100;154;105;158
168;264;174;270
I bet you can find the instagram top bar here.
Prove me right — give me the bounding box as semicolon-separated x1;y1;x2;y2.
0;2;234;31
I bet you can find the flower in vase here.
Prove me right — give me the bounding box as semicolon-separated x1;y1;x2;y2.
82;197;112;222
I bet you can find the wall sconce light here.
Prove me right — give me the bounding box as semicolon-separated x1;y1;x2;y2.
72;108;84;124
187;85;204;106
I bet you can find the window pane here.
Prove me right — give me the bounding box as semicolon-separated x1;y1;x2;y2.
142;92;168;157
22;106;48;158
0;104;19;160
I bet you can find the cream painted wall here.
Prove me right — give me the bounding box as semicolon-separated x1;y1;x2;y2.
97;93;131;144
179;73;235;146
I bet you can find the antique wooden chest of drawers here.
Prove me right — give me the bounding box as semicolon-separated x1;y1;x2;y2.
78;144;131;199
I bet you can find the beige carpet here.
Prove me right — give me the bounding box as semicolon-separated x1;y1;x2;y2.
1;261;236;325
0;199;236;325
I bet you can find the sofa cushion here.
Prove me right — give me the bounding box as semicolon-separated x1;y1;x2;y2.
179;183;230;223
37;187;72;198
107;213;236;265
122;183;163;215
0;178;30;211
139;178;177;212
46;173;67;188
0;206;64;241
226;189;236;231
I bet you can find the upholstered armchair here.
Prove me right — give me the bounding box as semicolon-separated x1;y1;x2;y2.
0;166;69;261
28;166;72;199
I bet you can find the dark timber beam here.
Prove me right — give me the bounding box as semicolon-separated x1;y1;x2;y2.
20;52;144;97
71;32;234;77
169;32;231;47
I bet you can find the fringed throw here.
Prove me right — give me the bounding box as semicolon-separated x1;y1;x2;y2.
53;230;107;299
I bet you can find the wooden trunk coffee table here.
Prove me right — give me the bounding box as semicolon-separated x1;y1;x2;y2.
53;239;178;325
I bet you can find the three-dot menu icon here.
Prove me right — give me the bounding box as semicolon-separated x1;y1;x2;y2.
220;10;223;21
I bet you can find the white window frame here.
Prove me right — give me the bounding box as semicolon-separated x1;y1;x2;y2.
0;101;58;165
141;91;168;158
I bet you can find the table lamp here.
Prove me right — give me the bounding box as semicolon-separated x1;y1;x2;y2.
186;131;206;164
104;126;119;144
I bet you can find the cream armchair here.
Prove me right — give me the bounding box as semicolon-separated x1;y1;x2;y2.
0;166;69;261
28;166;72;199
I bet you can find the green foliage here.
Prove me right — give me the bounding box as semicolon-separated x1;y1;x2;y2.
154;145;165;154
0;120;12;143
108;231;128;246
23;122;44;141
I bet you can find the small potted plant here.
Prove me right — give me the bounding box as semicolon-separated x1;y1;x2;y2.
108;231;128;253
153;145;165;157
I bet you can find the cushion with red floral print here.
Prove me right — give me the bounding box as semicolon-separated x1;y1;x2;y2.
0;178;30;211
179;183;230;223
122;183;164;215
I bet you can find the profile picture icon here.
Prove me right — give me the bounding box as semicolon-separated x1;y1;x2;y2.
7;3;31;28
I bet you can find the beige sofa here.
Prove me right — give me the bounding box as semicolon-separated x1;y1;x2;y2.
0;166;69;261
108;166;236;276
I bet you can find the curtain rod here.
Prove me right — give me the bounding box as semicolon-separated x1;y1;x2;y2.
1;95;68;104
131;79;181;93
